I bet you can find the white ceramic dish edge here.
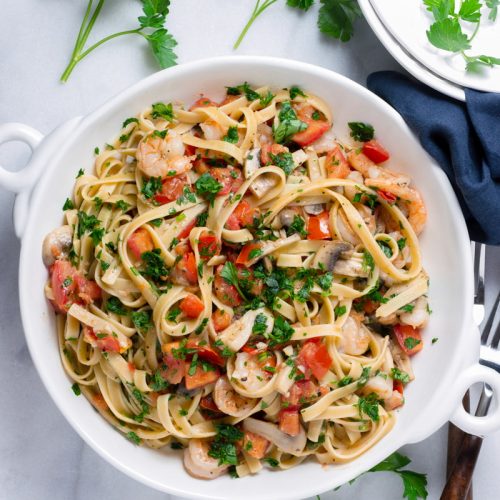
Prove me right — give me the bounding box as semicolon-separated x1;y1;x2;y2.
1;56;500;499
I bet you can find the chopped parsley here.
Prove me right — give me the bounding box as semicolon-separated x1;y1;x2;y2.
273;101;307;144
259;91;275;107
400;304;415;313
194;173;222;205
140;249;169;281
63;198;74;210
131;310;152;333
223;126;239;144
220;261;248;301
166;307;181;322
362;250;375;276
391;367;410;384
126;431;141;445
286;215;308;237
150;371;169;391
263;457;279;467
252;313;268;334
226;82;260;101
115;199;130;212
334;305;347;317
208;424;244;466
289;85;307;99
71;383;81;396
348;121;375;142
267;316;294;347
141;176;162;200
357;393;381;421
106;296;128;316
397;237;407;250
76;211;103;245
269;151;295;175
122;117;139;128
337;376;353;387
404;337;421;350
378;240;393;258
151;102;174;121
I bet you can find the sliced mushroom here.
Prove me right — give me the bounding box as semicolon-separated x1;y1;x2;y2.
250;174;278;199
311;240;353;272
244;147;261;179
42;225;73;267
303;204;324;216
333;258;369;278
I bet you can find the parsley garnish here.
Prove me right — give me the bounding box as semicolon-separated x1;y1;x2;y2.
126;431;141;445
269;151;295;175
362;250;375;276
115;200;130;212
225;82;260;101
286;215;308;237
167;307;181;322
348;121;374;142
273;101;307;144
252;313;268;334
400;304;415;313
391;367;410;384
141;176;162;200
151;102;174;121
378;240;393;258
357;393;381;421
404;337;421;350
106;296;128;316
150;371;169;391
131;310;152;333
289;85;307;99
71;383;81;396
267;316;294;347
220;261;248;301
63;198;74;211
263;457;279;467
398;237;407;250
208;424;244;466
223;126;239;144
334;305;347;317
122;117;139;128
60;0;177;82
194;173;222;205
140;249;169;281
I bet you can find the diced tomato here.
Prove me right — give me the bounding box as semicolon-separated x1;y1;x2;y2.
180;294;204;318
128;362;136;373
200;395;221;412
92;393;108;411
298;341;332;380
393;379;404;395
236;243;262;266
50;260;101;313
193;157;211;174
212;309;231;332
178;219;196;240
283;380;319;408
362;140;390;164
325;146;350;179
127;228;154;260
378;190;397;203
225;200;258;230
161;353;185;385
279;409;300;436
209;167;243;196
393;324;423;356
241;344;261;356
184;144;196;156
363;298;379;314
190;96;218;110
198;230;220;261
214;265;242;307
184;364;220;390
154;175;189;205
260;143;288;165
237;266;264;296
173;252;198;285
96;335;121;352
292;105;330;147
242;431;269;459
186;340;225;367
307;211;331;240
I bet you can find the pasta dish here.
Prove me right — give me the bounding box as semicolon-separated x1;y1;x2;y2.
42;83;430;479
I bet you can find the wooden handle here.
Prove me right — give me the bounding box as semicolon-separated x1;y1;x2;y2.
441;432;483;500
446;394;473;500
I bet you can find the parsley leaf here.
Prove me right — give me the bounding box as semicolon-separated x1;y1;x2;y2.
141;176;162;199
139;0;170;28
140;249;169;281
267;316;295;347
106;296;128;316
71;383;81;396
426;18;471;52
144;28;178;69
223;126;239;143
286;215;308;237
487;0;499;20
63;198;74;211
289;85;307;99
208;424;244;466
287;0;315;10
404;337;421;350
226;82;261;101
273;101;307;143
458;0;482;22
357;393;381;421
391;367;410;384
131;310;152;333
194;173;222;204
220;261;248;301
151;102;174;121
348;121;374;141
269;152;295;175
318;0;362;42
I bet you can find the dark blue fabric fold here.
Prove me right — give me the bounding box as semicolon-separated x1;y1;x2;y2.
367;71;500;245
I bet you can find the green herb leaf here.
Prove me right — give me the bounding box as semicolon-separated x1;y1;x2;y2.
223;126;239;143
106;296;128;316
458;0;482;22
139;0;170;28
334;305;346;317
144;28;178;69
71;383;81;396
287;0;315;10
152;102;174;121
404;337;421;350
141;176;163;199
318;0;362;42
426;18;471;52
269;152;295;175
268;316;295;347
273;101;307;144
63;198;74;211
131;310;152;332
287;215;308;237
194;173;222;204
289;85;307;99
208;424;244;466
123;117;139;128
141;249;169;281
391;367;411;384
126;431;141;445
487;0;499;20
348;121;374;141
357;393;381;421
220;261;248;300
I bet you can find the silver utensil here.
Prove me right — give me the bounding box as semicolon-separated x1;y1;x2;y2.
471;242;485;328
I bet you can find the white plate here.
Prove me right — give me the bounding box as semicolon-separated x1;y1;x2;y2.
359;0;465;101
370;0;500;93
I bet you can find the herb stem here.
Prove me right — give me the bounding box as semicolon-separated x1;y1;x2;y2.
78;28;143;60
233;0;278;50
468;20;481;43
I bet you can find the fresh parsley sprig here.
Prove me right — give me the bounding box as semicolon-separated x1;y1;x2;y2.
61;0;177;82
423;0;500;71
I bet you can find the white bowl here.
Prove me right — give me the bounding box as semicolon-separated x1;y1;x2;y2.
1;56;500;500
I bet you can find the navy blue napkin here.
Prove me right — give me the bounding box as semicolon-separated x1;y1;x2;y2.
367;71;500;245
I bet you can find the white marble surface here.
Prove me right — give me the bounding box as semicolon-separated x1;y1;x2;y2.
0;1;499;499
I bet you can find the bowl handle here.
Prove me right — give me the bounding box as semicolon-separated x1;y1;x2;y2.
450;363;500;435
0;123;44;192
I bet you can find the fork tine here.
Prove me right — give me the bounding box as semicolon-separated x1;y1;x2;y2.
482;289;500;345
473;242;486;305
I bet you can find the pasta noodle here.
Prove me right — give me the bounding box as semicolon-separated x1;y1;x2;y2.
42;84;430;480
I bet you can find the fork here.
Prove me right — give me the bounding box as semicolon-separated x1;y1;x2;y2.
445;242;485;500
441;287;500;500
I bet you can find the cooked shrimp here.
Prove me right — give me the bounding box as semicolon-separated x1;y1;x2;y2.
355;204;376;234
310;129;336;154
367;177;427;235
42;225;73;267
213;376;256;417
361;374;393;400
232;352;271;391
347;151;411;184
344;170;364;201
339;316;370;356
200;120;227;141
183;438;228;479
136;131;192;178
399;296;430;328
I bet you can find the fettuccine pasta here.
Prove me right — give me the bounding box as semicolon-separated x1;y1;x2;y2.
42;83;430;480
